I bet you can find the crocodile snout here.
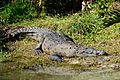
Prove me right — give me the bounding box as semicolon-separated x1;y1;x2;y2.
96;50;108;56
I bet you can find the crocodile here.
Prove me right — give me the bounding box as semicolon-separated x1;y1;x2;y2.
7;27;108;61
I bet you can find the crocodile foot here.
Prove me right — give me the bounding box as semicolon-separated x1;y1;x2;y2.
49;52;63;61
33;48;43;55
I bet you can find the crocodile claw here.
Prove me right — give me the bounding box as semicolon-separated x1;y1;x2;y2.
34;49;43;55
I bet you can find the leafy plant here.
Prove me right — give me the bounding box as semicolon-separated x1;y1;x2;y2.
104;2;120;26
0;2;36;24
91;0;120;26
71;12;104;34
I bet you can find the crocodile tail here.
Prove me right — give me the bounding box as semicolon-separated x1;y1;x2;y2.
9;27;40;37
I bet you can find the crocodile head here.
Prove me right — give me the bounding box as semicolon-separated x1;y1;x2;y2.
76;47;108;57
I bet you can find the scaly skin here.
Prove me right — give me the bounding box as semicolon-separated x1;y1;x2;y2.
8;27;107;61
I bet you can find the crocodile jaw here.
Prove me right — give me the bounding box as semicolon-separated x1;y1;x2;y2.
75;47;108;57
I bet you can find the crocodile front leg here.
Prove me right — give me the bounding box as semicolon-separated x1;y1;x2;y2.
49;52;64;61
34;37;45;55
34;43;43;55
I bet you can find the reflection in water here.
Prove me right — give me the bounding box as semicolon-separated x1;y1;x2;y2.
0;63;120;80
0;70;73;80
1;69;120;80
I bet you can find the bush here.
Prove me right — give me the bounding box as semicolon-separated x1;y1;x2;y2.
71;12;104;34
0;2;36;24
91;0;120;26
103;2;120;26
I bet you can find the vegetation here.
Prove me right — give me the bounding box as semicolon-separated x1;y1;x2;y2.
0;1;36;24
0;0;120;78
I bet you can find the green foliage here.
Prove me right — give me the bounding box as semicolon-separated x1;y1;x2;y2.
92;0;115;11
0;2;36;24
91;0;120;26
71;12;104;34
103;2;120;26
104;10;120;26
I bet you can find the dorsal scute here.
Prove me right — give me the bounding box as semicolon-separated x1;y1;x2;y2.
8;27;40;37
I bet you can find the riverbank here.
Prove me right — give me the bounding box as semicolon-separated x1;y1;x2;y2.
0;16;120;79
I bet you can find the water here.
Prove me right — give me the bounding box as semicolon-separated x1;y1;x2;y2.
1;65;120;80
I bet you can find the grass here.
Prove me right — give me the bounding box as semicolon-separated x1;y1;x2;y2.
0;13;120;72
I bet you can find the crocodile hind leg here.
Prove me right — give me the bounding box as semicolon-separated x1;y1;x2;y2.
49;52;64;61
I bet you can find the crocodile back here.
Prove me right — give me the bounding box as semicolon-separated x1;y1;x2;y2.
8;27;51;37
7;27;74;42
